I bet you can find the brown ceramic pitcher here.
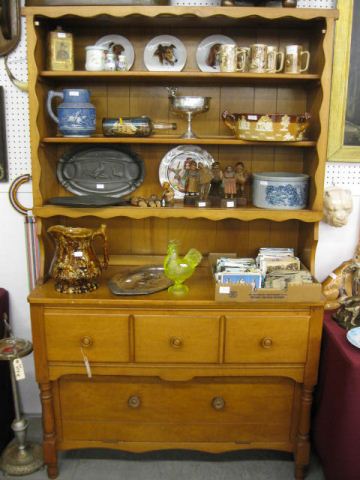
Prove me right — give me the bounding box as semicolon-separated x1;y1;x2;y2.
48;224;108;294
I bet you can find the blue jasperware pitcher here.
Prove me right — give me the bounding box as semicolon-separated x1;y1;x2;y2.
46;88;96;137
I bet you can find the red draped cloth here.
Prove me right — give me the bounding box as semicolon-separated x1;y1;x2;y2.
313;310;360;480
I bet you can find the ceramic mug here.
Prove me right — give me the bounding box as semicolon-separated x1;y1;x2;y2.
85;45;106;71
218;44;245;72
266;46;285;73
249;44;267;73
285;45;310;73
237;47;250;72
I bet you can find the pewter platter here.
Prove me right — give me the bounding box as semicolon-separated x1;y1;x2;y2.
47;195;129;207
57;146;144;198
108;265;172;295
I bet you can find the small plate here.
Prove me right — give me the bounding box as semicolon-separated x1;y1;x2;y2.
347;327;360;348
144;35;187;72
196;34;236;72
108;265;172;295
159;145;214;199
95;34;135;70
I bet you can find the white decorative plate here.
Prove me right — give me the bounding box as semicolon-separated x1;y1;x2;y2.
144;35;187;72
346;327;360;348
159;145;214;199
196;34;236;72
95;34;135;70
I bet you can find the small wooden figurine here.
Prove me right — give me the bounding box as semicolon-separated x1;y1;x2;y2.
234;161;250;206
161;181;175;206
208;162;223;205
184;159;200;205
198;162;213;204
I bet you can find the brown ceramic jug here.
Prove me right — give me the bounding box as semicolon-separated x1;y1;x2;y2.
48;224;108;294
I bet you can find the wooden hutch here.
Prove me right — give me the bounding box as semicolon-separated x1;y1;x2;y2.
25;4;338;479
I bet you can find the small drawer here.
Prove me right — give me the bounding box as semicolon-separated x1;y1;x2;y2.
225;312;310;364
58;376;296;444
134;313;220;363
44;309;129;362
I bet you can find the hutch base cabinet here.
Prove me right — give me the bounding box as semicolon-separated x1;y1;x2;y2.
29;271;324;479
24;4;337;479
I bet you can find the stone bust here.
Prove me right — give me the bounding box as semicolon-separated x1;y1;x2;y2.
323;187;353;227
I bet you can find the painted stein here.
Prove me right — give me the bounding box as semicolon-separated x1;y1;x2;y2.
46;88;96;137
48;224;109;294
85;45;106;71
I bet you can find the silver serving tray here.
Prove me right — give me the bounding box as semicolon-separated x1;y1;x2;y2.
57;146;144;198
108;265;172;295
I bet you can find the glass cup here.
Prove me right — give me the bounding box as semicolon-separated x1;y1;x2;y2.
285;45;310;74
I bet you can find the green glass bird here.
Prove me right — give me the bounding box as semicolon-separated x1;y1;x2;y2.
164;240;202;295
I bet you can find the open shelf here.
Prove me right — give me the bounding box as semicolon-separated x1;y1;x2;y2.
41;135;317;146
33;204;323;222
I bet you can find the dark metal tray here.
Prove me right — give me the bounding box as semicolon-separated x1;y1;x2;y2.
57;146;145;198
108;265;172;295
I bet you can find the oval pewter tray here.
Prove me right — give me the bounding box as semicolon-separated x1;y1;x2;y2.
57;146;145;198
108;265;172;296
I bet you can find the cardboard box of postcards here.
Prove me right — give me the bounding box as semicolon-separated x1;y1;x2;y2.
209;252;323;303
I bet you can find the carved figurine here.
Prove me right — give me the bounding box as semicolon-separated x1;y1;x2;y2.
208;162;223;200
222;165;237;199
322;242;360;310
323;187;353;227
184;160;200;204
161;181;175;206
198;162;213;201
333;296;360;330
234;161;250;200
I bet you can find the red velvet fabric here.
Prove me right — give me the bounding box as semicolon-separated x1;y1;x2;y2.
313;310;360;480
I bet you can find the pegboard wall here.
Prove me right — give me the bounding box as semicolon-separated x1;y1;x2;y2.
325;163;360;195
0;12;31;192
298;0;337;8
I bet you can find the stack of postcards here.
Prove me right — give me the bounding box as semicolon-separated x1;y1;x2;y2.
214;257;262;289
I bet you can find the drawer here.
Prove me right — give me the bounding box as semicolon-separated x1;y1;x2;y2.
225;313;310;364
134;313;220;363
57;376;296;444
44;309;130;362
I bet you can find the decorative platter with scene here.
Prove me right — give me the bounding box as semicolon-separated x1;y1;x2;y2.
159;145;214;199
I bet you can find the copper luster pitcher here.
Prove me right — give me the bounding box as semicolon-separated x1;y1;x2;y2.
48;224;108;294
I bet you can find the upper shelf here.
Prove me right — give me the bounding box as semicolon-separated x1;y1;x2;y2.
23;6;339;23
40;71;321;86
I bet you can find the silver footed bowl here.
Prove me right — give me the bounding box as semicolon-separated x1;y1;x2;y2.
169;95;211;138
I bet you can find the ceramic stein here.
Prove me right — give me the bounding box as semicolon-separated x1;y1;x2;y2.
218;44;245;72
46;88;96;137
285;45;310;73
249;44;268;73
48;224;109;294
266;46;285;73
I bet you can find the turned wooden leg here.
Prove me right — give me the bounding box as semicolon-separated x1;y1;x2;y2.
40;383;58;479
294;385;314;479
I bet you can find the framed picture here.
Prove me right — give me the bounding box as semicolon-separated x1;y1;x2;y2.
0;87;8;182
328;0;360;162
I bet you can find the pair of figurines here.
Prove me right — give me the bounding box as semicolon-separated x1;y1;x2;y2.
205;161;250;208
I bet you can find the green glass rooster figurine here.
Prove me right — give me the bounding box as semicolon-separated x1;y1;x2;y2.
164;240;202;295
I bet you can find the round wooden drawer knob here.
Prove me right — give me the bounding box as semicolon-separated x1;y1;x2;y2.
80;336;93;348
128;395;141;409
211;396;225;411
169;336;183;349
261;337;273;349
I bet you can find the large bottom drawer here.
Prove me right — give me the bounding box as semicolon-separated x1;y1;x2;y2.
56;376;298;444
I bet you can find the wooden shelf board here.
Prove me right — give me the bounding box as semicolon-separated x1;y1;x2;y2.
33;204;323;222
40;71;320;85
23;6;339;22
41;135;316;147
